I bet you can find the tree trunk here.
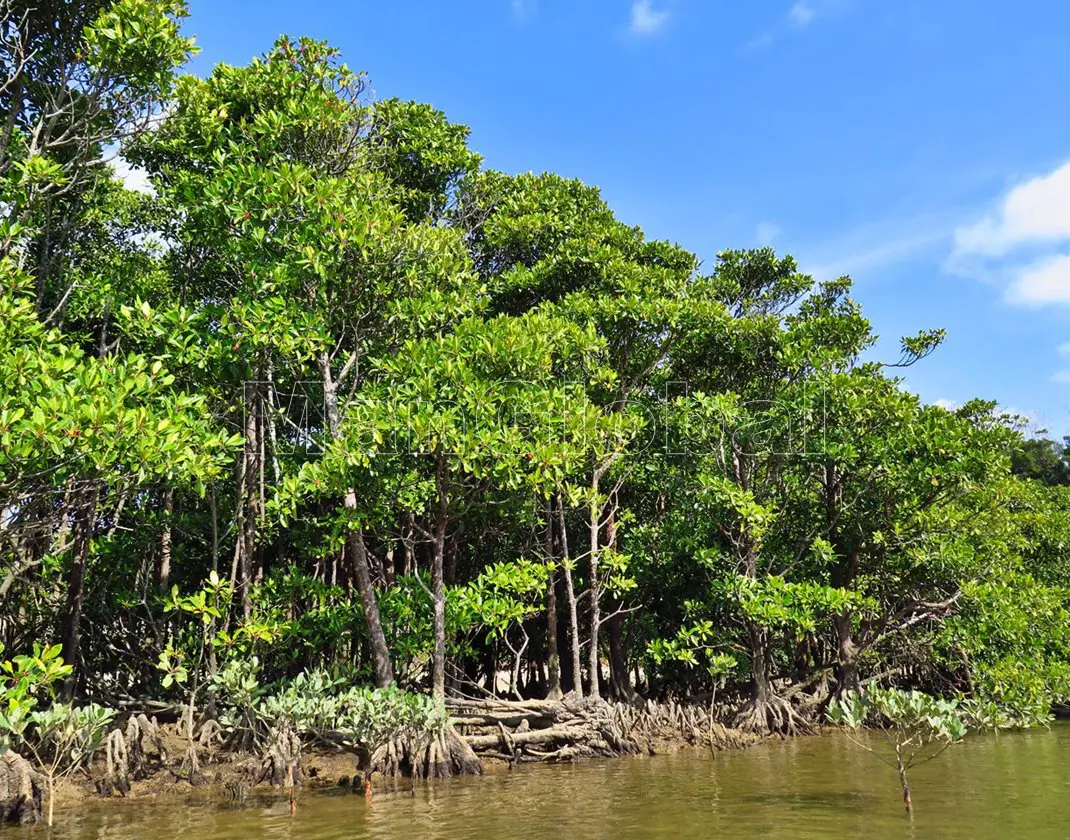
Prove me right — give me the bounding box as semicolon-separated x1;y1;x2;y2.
482;639;497;695
240;389;258;619
603;503;630;700
61;488;97;698
227;456;246;633
896;749;913;815
320;353;394;687
444;529;459;585
587;478;601;700
209;485;219;574
431;459;449;699
749;621;771;704
156;488;173;591
833;612;860;695
257;386;267;584
431;527;446;698
606;611;632;700
826;468;863;697
345;494;395;687
557;492;583;698
545;501;562;701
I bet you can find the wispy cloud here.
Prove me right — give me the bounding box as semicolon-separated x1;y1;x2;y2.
743;32;775;51
1050;345;1070;388
755;221;781;246
746;0;843;50
629;0;670;36
789;2;817;26
800;215;956;281
511;0;536;21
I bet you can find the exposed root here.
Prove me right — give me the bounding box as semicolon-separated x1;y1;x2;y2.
100;713;175;797
239;724;302;788
0;752;44;825
178;733;200;782
732;693;811;736
127;714;168;775
197;719;224;755
368;724;482;780
449;696;755;765
100;729;130;796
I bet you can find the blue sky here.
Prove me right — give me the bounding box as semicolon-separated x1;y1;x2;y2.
182;0;1070;435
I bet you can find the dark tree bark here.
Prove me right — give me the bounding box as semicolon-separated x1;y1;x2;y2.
606;611;632;701
833;612;860;694
747;621;772;705
61;487;97;698
825;465;863;695
444;528;460;586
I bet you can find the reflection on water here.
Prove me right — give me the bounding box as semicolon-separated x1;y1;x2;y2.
21;723;1070;839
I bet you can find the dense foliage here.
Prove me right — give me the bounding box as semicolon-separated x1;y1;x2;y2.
3;1;1070;750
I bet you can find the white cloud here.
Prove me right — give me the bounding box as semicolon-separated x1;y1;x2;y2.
1005;253;1070;307
112;156;154;195
755;221;781;246
1052;370;1070;385
629;0;670;36
953;160;1070;259
789;2;817;25
946;158;1070;310
932;398;958;411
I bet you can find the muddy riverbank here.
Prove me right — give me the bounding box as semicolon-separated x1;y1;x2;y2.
19;696;759;824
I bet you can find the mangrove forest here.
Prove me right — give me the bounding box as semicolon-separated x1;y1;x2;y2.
2;0;1070;829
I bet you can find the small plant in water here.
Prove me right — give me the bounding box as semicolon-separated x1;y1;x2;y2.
828;687;967;815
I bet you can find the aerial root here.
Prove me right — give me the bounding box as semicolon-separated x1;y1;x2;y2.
368;724;482;780
0;752;44;825
732;693;811;737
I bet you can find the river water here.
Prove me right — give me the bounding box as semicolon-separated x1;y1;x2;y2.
24;723;1070;839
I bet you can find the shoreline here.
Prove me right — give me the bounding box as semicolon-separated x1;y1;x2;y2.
37;697;762;819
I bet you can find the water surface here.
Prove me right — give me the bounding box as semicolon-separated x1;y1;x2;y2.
23;723;1070;839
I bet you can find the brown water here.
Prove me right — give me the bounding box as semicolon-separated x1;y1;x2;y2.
15;724;1070;839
